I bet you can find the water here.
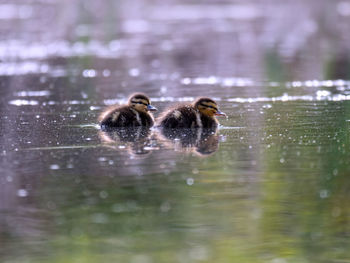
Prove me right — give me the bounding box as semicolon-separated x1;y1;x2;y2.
1;0;350;262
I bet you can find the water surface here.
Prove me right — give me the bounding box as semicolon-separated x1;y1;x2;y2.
1;1;350;262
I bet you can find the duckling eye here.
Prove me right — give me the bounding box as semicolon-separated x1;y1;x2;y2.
132;100;148;106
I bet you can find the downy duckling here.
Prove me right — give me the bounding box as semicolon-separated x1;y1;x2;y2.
157;97;226;128
99;93;157;128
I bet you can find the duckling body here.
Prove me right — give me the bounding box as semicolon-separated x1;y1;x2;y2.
99;93;157;128
157;98;225;129
157;105;214;128
100;106;154;127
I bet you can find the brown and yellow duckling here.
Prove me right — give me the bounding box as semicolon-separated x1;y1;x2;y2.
157;97;226;128
99;93;157;128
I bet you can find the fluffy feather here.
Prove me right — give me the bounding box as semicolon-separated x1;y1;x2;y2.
157;98;225;129
99;93;156;128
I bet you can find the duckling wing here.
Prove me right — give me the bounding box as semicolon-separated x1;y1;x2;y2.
159;106;198;128
100;106;139;127
200;114;218;128
139;111;154;126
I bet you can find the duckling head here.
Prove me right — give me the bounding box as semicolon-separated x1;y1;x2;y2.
129;93;157;113
193;97;226;118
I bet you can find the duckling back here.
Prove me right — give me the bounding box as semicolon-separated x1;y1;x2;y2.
157;105;201;128
100;106;154;128
158;104;219;129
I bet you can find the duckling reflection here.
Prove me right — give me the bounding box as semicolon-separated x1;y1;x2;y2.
158;127;219;156
99;127;157;157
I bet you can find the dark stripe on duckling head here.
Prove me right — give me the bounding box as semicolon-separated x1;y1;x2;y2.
128;93;150;105
194;98;218;110
200;102;218;111
130;99;149;106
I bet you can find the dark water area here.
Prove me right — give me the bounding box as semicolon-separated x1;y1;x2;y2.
1;0;350;262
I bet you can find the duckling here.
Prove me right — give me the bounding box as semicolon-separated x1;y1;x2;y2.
99;93;157;128
157;97;226;128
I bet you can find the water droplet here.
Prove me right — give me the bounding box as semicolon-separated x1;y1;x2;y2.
99;191;108;199
319;189;329;199
262;104;272;109
82;69;96;78
160;201;171;212
17;189;28;197
90;106;100;111
112;204;123;213
181;78;191;85
160;85;167;94
186;178;194;186
102;69;111;77
50;164;60;170
161;40;173;51
316;90;331;97
81;91;88;99
109;40;121;51
129;68;140;77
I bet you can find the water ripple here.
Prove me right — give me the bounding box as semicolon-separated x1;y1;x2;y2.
181;77;350;88
0;40;124;61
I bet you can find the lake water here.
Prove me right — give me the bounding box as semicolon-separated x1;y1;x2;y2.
1;0;350;262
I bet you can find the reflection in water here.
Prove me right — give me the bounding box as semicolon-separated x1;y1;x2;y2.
99;126;220;157
99;127;157;157
158;127;219;156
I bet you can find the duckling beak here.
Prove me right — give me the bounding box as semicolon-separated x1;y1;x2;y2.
215;110;226;117
147;104;158;112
